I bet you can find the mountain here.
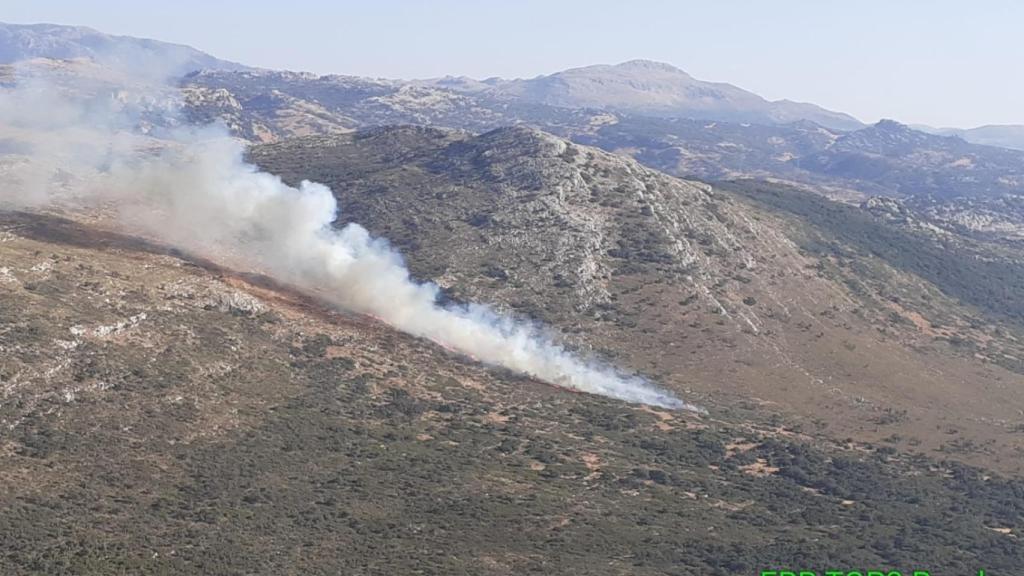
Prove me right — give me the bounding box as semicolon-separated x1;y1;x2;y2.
444;60;865;131
180;67;621;141
790;119;1024;200
180;60;867;144
579;117;1024;202
0;22;246;77
249;126;1024;479
8;50;1024;288
917;123;1024;152
181;71;1024;207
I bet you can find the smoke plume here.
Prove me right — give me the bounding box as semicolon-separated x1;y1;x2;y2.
0;59;699;411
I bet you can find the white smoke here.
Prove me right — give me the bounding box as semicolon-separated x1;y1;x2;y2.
0;60;699;411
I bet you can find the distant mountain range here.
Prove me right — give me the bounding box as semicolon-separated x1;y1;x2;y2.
3;21;1022;217
176;67;1024;205
5;21;1019;146
0;22;246;77
422;59;866;132
915;123;1024;151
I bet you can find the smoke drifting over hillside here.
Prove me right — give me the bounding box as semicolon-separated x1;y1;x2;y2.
0;61;697;411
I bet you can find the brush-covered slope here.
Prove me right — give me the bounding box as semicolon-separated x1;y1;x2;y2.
251;126;1024;475
3;213;1024;575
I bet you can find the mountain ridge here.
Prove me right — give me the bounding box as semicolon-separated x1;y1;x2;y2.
916;123;1024;151
429;59;865;131
0;21;248;77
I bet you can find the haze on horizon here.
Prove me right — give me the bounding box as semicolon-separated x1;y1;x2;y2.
5;0;1022;129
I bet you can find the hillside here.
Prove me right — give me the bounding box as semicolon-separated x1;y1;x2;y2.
250;126;1024;476
3;211;1024;575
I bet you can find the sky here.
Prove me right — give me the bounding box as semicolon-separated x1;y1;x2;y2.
5;0;1023;128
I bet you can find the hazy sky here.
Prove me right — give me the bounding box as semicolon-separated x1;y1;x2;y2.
6;1;1022;127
